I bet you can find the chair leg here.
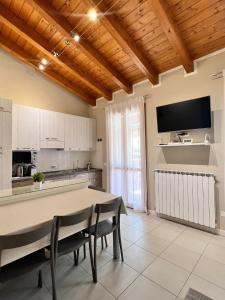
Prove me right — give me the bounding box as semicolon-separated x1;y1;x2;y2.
74;248;80;266
89;239;96;283
50;258;57;300
101;236;104;250
73;251;77;265
38;270;43;288
118;228;124;262
104;235;108;248
83;243;86;260
93;236;98;283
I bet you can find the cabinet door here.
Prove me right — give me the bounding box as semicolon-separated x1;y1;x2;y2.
40;109;64;148
88;118;96;151
0;150;12;190
0;111;12;150
65;115;74;151
79;117;89;151
12;104;40;150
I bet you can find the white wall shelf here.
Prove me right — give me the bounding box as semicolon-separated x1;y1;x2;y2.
155;142;211;147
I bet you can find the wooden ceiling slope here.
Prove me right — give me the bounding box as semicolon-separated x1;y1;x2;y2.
1;0;225;106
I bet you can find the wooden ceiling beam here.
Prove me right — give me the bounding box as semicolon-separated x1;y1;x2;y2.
0;4;112;100
85;0;159;85
28;0;133;94
150;0;194;73
0;35;96;106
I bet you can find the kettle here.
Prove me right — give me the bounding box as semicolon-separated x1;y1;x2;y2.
16;164;23;177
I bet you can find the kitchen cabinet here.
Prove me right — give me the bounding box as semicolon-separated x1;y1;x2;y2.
0;99;12;190
64;115;81;151
65;116;96;151
12;104;40;151
40;109;65;149
0;98;12;113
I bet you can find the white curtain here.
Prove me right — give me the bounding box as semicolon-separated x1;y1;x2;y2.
105;96;147;212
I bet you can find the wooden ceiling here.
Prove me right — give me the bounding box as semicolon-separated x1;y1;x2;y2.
0;0;225;106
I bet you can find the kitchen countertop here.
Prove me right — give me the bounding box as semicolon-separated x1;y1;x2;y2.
12;168;102;182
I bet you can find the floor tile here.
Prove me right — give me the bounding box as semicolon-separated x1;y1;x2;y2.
118;275;176;300
76;245;113;275
150;224;183;242
97;260;139;297
160;244;201;271
203;243;225;265
124;244;156;272
136;233;171;255
143;257;190;296
194;256;225;289
174;230;210;254
0;271;51;300
43;255;91;297
132;219;161;233
62;281;115;300
179;274;225;300
121;227;144;243
210;234;225;248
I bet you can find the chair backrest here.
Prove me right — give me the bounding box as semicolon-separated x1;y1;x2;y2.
94;197;122;227
55;206;93;228
0;221;54;266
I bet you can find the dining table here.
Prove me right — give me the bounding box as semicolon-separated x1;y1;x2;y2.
0;182;125;267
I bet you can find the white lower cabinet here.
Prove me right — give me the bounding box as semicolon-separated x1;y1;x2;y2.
12;104;40;151
65;116;96;151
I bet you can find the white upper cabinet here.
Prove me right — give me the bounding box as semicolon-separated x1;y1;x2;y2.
12;104;40;151
0;98;12;113
65;116;96;151
40;109;65;149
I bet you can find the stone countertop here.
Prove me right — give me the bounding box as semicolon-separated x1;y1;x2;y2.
12;168;102;182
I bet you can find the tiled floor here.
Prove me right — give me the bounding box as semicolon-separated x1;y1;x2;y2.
2;210;225;299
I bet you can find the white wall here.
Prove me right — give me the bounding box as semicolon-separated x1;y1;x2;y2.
90;50;225;230
36;150;90;172
0;49;89;116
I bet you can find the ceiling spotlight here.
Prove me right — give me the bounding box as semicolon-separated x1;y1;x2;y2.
72;33;80;42
39;64;45;71
87;8;98;21
41;58;48;65
52;51;59;57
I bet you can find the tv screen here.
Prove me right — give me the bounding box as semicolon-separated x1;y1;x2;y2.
156;96;211;133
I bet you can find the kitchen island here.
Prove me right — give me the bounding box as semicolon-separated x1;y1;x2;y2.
0;185;123;267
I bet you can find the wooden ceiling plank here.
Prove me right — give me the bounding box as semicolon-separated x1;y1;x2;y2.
0;3;112;100
28;0;133;94
150;0;194;73
85;0;159;85
0;34;96;106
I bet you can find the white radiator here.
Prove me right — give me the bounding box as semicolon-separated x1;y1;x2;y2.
154;170;216;229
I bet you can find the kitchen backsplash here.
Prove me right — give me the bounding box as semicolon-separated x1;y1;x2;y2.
36;150;91;172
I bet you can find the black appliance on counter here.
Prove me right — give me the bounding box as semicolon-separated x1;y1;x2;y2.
12;151;37;177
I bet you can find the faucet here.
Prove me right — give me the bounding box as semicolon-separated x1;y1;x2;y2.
76;160;79;171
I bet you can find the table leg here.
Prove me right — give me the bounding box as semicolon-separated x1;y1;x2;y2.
113;216;119;259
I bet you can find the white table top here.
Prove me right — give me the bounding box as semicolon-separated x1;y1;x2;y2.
0;188;119;235
0;188;121;266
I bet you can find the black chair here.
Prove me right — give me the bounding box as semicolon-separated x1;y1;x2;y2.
54;206;95;282
91;197;124;282
0;221;57;300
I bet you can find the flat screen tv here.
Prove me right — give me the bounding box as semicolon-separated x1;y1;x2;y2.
156;96;211;133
